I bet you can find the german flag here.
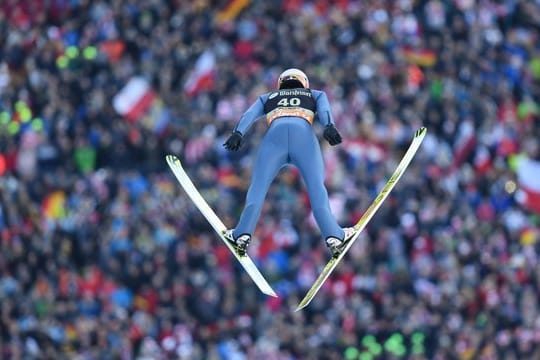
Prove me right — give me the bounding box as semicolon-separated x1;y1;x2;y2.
401;47;437;67
215;0;251;23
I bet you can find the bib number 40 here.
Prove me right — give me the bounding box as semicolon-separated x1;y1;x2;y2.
277;97;301;107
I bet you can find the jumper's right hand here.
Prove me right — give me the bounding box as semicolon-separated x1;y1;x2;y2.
223;130;244;151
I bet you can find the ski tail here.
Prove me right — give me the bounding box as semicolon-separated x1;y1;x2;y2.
295;127;427;311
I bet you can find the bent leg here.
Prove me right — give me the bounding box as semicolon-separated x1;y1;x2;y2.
234;135;287;238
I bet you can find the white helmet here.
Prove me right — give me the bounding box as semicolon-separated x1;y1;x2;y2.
277;68;309;89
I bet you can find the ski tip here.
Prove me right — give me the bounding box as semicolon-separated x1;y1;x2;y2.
415;127;427;137
294;302;309;312
165;154;181;165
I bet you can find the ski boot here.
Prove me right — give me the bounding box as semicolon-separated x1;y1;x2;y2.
223;229;251;256
325;227;357;258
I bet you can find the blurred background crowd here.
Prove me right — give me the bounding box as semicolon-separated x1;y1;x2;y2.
1;0;540;359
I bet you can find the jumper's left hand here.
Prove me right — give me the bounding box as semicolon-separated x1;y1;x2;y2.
323;124;342;146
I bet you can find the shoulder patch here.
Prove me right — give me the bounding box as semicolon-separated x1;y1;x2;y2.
269;92;279;99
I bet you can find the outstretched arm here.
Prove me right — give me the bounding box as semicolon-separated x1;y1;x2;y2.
224;95;267;151
234;95;267;135
312;90;335;127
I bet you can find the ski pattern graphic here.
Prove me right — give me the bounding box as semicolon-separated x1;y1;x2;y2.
166;155;278;298
296;127;427;311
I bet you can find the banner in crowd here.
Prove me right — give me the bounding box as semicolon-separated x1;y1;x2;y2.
513;155;540;214
401;47;437;67
215;0;251;23
112;77;170;134
113;77;156;122
183;50;216;97
42;191;67;220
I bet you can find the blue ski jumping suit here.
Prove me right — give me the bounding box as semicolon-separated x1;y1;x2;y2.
231;87;345;241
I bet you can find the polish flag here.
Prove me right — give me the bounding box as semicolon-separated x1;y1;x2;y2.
515;157;540;214
474;145;492;175
113;77;155;122
184;50;216;97
452;119;476;171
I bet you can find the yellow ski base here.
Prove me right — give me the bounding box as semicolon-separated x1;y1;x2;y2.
296;127;427;311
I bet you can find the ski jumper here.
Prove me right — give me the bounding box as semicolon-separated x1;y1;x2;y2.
231;88;345;240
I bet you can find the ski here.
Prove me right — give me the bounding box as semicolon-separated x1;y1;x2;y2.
166;155;278;298
295;127;427;311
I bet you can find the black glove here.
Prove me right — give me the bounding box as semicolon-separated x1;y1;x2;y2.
323;124;342;146
223;130;244;151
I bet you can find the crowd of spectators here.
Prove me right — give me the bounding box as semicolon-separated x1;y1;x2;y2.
1;0;540;358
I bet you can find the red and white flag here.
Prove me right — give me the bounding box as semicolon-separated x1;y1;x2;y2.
184;50;216;97
474;145;492;175
515;157;540;214
113;77;155;122
452;119;476;171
